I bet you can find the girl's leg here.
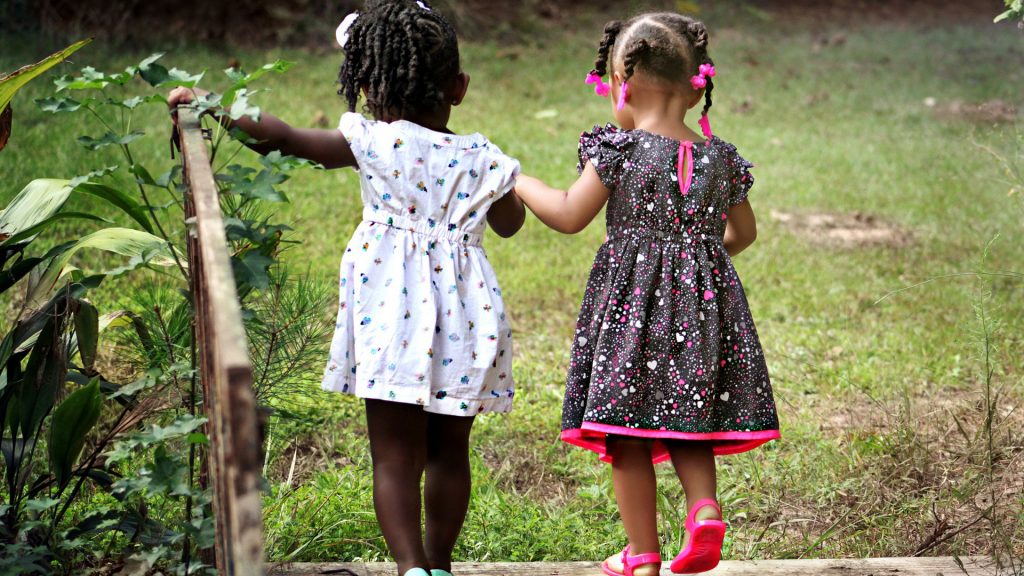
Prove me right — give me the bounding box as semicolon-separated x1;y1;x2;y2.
665;441;721;538
365;399;430;574
605;436;660;576
423;412;475;573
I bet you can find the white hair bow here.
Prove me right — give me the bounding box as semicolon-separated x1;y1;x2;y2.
336;12;359;48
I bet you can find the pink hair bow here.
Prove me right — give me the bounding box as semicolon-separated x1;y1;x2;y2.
690;64;716;90
585;72;611;98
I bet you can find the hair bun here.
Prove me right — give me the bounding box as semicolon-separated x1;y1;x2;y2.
688;22;708;49
604;20;623;35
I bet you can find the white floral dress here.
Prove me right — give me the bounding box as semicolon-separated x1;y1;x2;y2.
321;112;520;416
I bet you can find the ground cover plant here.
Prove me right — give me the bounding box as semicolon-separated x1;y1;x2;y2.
1;45;330;573
1;0;1022;572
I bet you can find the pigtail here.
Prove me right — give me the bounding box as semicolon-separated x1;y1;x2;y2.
591;20;623;77
621;37;653;83
686;20;715;117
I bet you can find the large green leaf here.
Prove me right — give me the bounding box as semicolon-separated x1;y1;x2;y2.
18;303;65;439
0;179;73;243
28;228;178;305
0;211;111;248
49;378;102;488
73;300;99;373
73;182;155;234
0;39;92;115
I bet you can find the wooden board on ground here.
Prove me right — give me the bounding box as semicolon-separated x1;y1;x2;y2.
268;556;997;576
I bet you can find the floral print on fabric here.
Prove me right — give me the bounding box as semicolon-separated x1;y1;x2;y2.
560;125;780;463
321;113;520;416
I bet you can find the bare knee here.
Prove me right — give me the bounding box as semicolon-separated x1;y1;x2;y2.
607;436;653;461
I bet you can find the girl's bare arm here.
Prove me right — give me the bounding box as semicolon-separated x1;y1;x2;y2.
513;163;610;234
168;87;356;169
487;190;526;238
723;199;757;256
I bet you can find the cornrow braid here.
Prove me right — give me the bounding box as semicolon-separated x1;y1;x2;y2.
621;38;652;83
591;20;623;77
338;0;460;119
604;12;717;117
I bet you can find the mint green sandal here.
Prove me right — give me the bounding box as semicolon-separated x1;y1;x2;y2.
403;570;429;576
430;571;453;576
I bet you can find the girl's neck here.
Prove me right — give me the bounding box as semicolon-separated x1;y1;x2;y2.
382;106;454;135
629;88;704;143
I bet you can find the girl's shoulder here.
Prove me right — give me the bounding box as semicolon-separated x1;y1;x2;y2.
703;136;756;206
340;112;506;155
576;123;639;185
578;123;637;155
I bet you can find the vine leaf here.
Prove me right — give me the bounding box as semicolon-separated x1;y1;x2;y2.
49;378;103;489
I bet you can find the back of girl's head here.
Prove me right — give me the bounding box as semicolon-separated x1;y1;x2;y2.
338;0;460;119
592;13;715;117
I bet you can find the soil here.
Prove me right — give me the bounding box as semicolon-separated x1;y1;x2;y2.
770;209;913;249
756;0;1009;27
813;384;1024;557
929;99;1020;124
6;0;1015;47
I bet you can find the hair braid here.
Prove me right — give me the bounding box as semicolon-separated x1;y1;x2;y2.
337;0;460;119
621;38;652;83
591;20;623;77
685;20;714;116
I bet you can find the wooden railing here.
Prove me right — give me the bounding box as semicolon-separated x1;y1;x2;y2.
176;108;264;576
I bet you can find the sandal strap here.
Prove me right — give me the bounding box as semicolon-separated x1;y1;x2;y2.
685;498;722;531
619;545;662;576
626;551;663;566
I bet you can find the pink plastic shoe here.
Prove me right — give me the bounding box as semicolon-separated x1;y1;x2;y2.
669;499;726;574
601;544;662;576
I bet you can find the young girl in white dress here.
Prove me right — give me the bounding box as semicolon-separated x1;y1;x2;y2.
170;2;524;575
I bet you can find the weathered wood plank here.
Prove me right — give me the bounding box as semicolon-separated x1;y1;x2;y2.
178;107;264;576
267;556;996;576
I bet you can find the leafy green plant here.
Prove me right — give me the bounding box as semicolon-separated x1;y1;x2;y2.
5;51;331;572
0;177;180;573
0;39;91;153
995;0;1024;26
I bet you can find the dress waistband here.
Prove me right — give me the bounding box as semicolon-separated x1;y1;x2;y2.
362;207;483;246
607;226;724;246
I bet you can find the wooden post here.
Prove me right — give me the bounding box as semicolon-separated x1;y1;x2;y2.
177;108;265;576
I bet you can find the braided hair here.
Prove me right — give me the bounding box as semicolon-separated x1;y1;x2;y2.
338;0;461;119
589;13;716;117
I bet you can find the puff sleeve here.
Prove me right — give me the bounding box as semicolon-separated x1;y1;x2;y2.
338;112;373;168
577;124;635;190
722;142;755;206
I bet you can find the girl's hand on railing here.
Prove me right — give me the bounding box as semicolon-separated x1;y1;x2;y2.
168;86;211;115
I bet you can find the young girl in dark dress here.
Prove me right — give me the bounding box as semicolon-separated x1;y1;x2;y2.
515;12;780;576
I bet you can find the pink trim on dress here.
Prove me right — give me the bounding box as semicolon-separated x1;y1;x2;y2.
561;424;780;464
678;141;695;196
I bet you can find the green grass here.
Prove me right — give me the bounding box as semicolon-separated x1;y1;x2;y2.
3;2;1023;565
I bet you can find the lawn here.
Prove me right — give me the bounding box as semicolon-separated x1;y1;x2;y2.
2;0;1022;567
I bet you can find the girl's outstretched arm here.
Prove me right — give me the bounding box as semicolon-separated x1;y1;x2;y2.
723;199;757;256
487;191;526;238
514;162;610;234
167;87;356;169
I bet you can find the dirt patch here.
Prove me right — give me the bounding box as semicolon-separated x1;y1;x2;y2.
758;0;1006;27
815;385;1024;558
928;98;1019;124
479;445;577;506
770;210;912;249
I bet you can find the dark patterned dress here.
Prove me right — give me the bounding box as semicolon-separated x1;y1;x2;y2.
560;125;780;464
